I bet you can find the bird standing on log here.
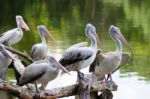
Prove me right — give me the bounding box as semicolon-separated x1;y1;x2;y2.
18;56;70;92
59;23;101;72
31;25;54;61
89;25;132;81
0;15;30;47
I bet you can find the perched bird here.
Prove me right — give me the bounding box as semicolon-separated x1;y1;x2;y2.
0;44;14;82
0;15;30;47
89;25;132;81
59;23;101;72
18;56;70;92
31;25;55;61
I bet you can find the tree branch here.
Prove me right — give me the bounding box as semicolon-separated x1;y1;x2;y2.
4;46;34;63
0;81;117;99
0;83;32;99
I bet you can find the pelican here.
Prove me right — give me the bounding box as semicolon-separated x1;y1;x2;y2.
18;56;70;92
59;23;101;72
0;44;14;82
31;25;54;61
0;15;30;47
89;25;132;81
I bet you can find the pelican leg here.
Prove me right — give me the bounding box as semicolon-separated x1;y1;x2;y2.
26;84;36;92
40;82;47;90
0;67;8;83
107;74;110;80
35;83;43;97
106;73;116;90
35;83;40;94
108;74;115;84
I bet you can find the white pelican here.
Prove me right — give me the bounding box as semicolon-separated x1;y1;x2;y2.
18;56;70;92
31;25;54;61
0;15;30;47
59;23;101;72
89;25;132;81
0;44;14;82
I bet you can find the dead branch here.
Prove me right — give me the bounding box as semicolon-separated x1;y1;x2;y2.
4;46;34;63
0;81;117;99
0;83;32;99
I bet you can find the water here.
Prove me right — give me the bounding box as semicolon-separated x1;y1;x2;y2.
0;0;150;99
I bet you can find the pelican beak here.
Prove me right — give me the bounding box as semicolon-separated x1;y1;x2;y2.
54;60;70;75
20;18;30;31
94;32;102;48
43;28;55;41
116;31;132;51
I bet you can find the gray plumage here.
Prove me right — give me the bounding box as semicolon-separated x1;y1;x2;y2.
59;23;101;72
31;25;54;61
0;15;29;46
18;56;69;86
90;51;130;80
89;25;131;80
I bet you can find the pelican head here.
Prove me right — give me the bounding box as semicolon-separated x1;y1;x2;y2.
37;25;55;41
109;25;132;51
85;23;102;48
47;56;70;75
16;15;30;31
0;44;14;60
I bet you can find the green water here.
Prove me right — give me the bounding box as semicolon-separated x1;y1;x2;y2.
0;0;150;99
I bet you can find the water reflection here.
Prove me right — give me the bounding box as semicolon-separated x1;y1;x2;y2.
0;0;150;99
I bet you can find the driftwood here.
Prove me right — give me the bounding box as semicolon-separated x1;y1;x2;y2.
4;46;34;63
75;70;116;99
76;70;98;99
0;81;117;99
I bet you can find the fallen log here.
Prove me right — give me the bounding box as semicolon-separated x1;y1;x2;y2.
0;81;117;99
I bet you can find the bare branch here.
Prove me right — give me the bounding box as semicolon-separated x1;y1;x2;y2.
0;83;32;99
0;81;117;99
4;46;34;63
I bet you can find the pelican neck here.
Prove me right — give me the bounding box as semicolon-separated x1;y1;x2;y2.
39;32;47;45
114;38;122;52
90;34;97;49
17;22;23;34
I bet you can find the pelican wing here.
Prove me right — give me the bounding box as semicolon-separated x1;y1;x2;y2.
31;43;47;61
89;49;103;72
69;42;88;48
113;52;130;73
59;47;93;66
0;28;18;44
18;63;48;86
31;44;38;58
120;52;130;66
89;51;130;73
